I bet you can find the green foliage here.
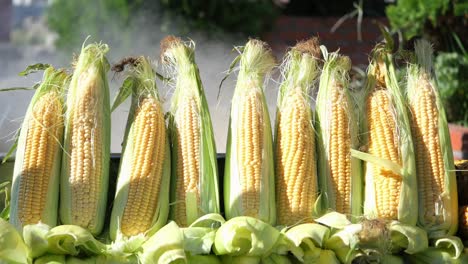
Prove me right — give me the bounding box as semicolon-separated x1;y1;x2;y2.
47;0;278;51
159;0;279;36
435;52;468;126
47;0;143;50
385;0;450;40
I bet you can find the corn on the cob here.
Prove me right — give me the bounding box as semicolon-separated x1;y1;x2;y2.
161;36;219;227
316;49;361;221
224;39;276;224
9;67;68;231
274;38;321;225
60;43;111;235
109;57;171;240
407;39;458;238
359;45;417;225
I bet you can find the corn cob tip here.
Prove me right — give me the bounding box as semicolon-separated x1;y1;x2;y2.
293;37;321;59
369;45;390;86
240;39;276;77
160;35;184;61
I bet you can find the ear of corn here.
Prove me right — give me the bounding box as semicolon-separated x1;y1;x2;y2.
407;39;458;238
316;48;362;222
161;36;220;227
274;38;321;226
109;57;170;240
60;43;111;235
9;67;68;231
358;45;417;225
224;39;276;225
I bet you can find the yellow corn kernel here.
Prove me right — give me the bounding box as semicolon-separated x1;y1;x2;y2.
120;96;166;236
367;86;402;220
18;91;63;225
276;87;316;225
174;95;201;227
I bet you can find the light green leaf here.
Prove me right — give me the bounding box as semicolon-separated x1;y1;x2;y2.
434;236;464;259
0;218;31;264
213;217;281;257
23;223;50;258
182;227;216;255
139;221;186;264
19;63;51;76
34;254;65;264
389;221;428;254
315;212;352;229
111;77;133;112
46;225;107;256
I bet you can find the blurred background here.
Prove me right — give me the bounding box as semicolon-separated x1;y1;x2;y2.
0;0;466;157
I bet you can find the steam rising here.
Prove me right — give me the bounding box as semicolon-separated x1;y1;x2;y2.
0;8;281;155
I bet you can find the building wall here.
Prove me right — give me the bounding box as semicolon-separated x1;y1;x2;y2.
263;16;388;65
0;0;12;41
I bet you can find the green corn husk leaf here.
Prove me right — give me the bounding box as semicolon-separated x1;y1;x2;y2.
9;67;69;232
186;253;221;264
261;253;292;264
65;255;138;264
182;213;225;256
224;39;276;225
317;249;341;264
138;221;187;264
405;247;468;264
352;252;405;264
285;223;330;249
34;254;65;264
60;42;111;235
23;223;51;258
213;216;281;258
283;222;331;263
316;47;362;222
406;39;458;239
433;236;464;259
0;181;10;220
18;63;51;76
274;38;322;224
359;43;417;225
109;56;171;242
161;36;220;227
45;225;107;256
220;255;261;264
388;220;428;254
315;211;352;229
324;224;361;264
0;218;31;264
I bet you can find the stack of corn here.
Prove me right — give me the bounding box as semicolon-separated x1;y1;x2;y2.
161;36;220;227
224;39;276;225
274;38;321;226
109;56;171;240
